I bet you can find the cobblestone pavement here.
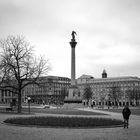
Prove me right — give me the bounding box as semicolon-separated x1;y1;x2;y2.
0;108;140;140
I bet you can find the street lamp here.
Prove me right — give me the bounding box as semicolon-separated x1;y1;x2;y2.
27;96;31;113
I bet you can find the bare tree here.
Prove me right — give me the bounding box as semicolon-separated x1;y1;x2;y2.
55;87;68;107
83;84;92;105
99;90;107;106
125;89;134;105
126;88;140;106
0;35;50;113
108;86;122;106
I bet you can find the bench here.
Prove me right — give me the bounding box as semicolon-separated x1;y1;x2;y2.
98;106;104;109
6;107;13;112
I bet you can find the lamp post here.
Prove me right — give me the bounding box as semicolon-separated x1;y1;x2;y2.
27;96;31;113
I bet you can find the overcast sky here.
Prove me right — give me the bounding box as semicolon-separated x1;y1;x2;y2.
0;0;140;78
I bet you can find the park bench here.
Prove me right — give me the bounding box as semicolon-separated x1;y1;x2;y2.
5;107;13;112
112;106;118;109
98;106;104;109
0;107;13;112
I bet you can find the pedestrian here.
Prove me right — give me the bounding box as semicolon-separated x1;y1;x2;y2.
122;105;131;128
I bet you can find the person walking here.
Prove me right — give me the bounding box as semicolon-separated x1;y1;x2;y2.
122;105;131;128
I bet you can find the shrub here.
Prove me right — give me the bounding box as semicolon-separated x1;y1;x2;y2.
4;116;123;128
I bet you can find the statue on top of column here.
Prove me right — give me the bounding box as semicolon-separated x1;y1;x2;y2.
71;31;77;41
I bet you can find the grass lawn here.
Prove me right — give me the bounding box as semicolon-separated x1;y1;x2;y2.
21;107;108;116
0;106;108;115
98;108;140;116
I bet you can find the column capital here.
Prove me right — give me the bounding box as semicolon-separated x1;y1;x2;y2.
69;41;77;48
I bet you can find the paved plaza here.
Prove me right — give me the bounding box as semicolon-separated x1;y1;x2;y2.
0;108;140;140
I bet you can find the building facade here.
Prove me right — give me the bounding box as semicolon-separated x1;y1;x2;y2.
1;70;140;106
0;88;17;103
23;76;70;104
0;76;70;104
77;70;140;106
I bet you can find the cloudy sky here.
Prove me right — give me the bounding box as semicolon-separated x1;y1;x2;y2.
0;0;140;78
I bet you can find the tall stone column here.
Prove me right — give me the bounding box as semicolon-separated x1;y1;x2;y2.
66;31;79;100
70;40;77;86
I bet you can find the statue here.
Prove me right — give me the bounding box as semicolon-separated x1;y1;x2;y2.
71;31;77;41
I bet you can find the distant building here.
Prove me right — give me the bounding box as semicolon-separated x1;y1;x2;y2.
23;76;70;104
0;88;17;103
0;76;70;104
1;70;140;106
77;70;140;106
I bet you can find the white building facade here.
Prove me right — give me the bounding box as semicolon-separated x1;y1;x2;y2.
77;70;140;106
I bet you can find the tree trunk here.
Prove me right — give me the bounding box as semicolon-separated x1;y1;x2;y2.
17;91;22;113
